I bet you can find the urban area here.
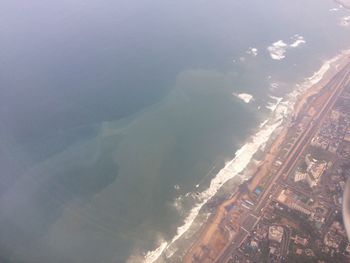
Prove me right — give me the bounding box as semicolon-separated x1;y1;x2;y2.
184;62;350;263
225;65;350;262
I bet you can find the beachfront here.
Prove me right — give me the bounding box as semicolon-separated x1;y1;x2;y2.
181;51;350;262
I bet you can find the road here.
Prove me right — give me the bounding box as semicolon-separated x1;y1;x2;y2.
214;63;350;263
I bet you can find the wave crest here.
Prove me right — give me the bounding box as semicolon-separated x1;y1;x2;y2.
141;50;349;263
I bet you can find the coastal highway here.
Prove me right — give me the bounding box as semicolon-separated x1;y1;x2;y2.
214;63;350;263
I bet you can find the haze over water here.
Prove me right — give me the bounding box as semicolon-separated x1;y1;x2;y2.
0;0;350;262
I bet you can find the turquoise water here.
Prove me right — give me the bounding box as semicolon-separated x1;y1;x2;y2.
0;0;350;262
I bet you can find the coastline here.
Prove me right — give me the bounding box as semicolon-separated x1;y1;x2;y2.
180;50;350;262
182;125;289;263
293;51;350;118
141;50;350;263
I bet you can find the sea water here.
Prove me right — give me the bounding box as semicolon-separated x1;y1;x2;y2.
0;0;349;262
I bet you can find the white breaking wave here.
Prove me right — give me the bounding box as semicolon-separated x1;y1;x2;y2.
267;35;306;60
267;40;288;60
288;50;350;116
144;116;284;263
340;16;350;27
269;82;280;91
144;242;168;263
142;50;349;263
246;47;258;57
300;50;350;89
259;119;269;129
233;93;254;103
173;196;184;212
266;95;283;112
290;35;306;48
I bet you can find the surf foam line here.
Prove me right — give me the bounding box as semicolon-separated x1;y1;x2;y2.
294;49;350;96
267;35;306;60
144;118;284;263
233;92;254;103
142;50;349;263
266;95;283;112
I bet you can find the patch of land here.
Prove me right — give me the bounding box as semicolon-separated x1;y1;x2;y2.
182;52;350;263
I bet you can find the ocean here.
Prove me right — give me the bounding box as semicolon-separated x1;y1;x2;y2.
0;0;349;262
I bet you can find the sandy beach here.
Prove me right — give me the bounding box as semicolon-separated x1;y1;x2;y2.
182;50;350;263
294;50;350;118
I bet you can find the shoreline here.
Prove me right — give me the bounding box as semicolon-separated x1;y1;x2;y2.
179;50;350;262
141;49;350;263
293;51;350;118
182;125;288;263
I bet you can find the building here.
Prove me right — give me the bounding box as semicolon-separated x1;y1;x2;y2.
277;189;313;216
324;222;344;249
296;248;303;255
295;154;327;188
324;232;341;249
330;110;341;121
289;202;312;216
306;159;327;187
268;225;284;243
294;171;307;182
292;235;308;246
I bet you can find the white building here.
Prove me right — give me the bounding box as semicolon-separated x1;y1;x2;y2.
295;154;327;188
294;171;307;182
269;226;284;243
